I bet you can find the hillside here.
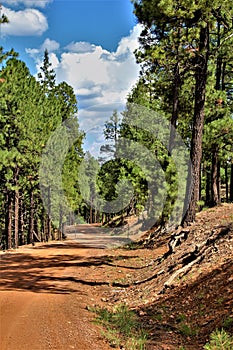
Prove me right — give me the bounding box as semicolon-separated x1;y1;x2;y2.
89;203;233;349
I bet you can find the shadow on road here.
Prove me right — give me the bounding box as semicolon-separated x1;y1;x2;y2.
0;243;141;294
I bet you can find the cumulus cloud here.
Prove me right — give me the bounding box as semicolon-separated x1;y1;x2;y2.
41;38;60;52
26;38;60;72
1;5;48;36
26;38;60;56
56;24;142;112
1;0;53;8
26;24;143;155
65;41;96;54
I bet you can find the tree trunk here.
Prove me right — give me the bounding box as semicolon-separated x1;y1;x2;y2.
230;161;233;202
29;188;34;245
182;25;209;225
59;204;63;240
5;190;13;250
14;167;20;248
89;204;93;224
34;217;40;242
199;163;202;206
205;164;211;206
19;196;25;245
217;160;221;203
14;189;19;248
47;186;51;241
40;208;46;242
211;148;220;206
225;163;229;202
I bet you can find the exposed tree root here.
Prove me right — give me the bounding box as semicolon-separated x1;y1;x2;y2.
113;223;233;292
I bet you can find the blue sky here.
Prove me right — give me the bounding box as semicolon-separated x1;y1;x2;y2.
1;0;142;156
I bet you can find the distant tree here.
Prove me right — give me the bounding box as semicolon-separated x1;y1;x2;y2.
38;49;56;92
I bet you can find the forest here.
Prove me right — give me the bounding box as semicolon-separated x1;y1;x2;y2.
0;0;233;252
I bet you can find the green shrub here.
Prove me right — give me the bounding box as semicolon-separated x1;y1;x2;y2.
89;304;148;349
222;317;233;330
203;329;233;350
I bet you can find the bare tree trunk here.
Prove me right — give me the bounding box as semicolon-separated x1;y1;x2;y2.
211;148;220;206
19;196;25;245
29;188;34;245
230;161;233;202
14;166;20;248
14;189;19;248
5;190;13;250
182;25;209;225
89;204;93;224
205;165;211;206
47;186;51;241
59;204;63;240
217;160;221;203
225;163;229;202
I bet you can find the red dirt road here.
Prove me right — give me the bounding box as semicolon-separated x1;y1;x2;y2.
0;241;112;350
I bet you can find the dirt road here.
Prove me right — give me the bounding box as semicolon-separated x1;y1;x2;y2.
0;240;113;350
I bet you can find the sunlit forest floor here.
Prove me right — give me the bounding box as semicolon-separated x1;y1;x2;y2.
0;203;232;349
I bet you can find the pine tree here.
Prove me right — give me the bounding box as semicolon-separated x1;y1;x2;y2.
38;49;56;92
132;0;233;224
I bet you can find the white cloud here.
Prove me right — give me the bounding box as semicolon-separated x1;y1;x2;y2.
25;38;60;57
26;24;143;155
55;24;142;113
1;5;48;36
41;38;60;52
1;0;53;8
49;52;59;69
65;41;96;54
26;38;60;70
26;38;60;56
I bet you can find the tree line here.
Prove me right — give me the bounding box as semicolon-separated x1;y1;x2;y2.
1;1;233;249
0;48;84;249
96;0;233;228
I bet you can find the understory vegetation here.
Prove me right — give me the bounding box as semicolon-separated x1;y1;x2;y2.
203;329;233;350
89;304;148;350
90;304;233;350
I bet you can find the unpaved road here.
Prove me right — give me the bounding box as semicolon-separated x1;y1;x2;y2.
0;239;114;350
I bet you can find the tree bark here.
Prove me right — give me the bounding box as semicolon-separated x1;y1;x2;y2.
182;25;209;224
217;160;221;203
47;186;51;241
230;161;233;202
225;163;229;202
29;188;34;245
205;164;211;206
14;189;19;248
59;204;63;240
5;190;13;250
19;196;25;245
211;148;220;206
